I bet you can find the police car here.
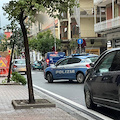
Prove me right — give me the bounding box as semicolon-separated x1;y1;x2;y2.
44;53;98;83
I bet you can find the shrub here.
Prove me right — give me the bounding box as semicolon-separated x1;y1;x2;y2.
11;72;27;85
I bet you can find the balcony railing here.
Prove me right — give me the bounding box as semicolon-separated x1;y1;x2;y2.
94;16;120;33
94;0;112;6
94;0;103;5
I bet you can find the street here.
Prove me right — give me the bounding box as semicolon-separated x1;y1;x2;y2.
31;70;120;120
32;70;85;106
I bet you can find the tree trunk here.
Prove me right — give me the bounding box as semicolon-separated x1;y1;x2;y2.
19;15;35;103
7;41;14;83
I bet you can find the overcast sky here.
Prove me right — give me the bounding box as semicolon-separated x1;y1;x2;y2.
0;0;11;33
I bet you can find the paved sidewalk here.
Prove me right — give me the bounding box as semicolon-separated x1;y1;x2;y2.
0;78;79;120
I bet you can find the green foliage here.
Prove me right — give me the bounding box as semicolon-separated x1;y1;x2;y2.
2;0;77;26
11;72;27;85
2;78;7;84
9;27;24;57
29;30;61;56
69;40;77;49
0;35;9;51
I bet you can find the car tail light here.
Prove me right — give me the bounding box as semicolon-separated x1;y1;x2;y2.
13;65;17;68
46;59;49;65
86;64;90;68
55;52;58;54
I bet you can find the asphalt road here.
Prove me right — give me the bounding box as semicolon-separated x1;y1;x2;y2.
31;70;120;120
32;70;85;106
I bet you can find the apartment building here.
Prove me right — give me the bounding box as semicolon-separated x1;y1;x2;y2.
59;0;106;55
94;0;120;49
29;0;107;56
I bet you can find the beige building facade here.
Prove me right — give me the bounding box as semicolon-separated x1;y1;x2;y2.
29;0;107;56
57;0;106;55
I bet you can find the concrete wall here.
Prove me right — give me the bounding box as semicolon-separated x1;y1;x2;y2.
81;18;96;37
80;0;93;8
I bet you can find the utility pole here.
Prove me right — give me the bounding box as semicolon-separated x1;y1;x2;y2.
53;18;56;52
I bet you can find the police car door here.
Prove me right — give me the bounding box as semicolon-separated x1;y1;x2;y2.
63;58;80;79
54;58;69;79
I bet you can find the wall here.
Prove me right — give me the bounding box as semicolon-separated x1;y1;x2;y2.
106;4;112;20
80;0;93;8
81;18;96;37
0;51;9;57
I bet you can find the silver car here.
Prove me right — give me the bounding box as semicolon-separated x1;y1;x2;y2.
12;59;26;74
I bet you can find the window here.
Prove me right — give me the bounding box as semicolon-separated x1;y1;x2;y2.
67;58;81;64
15;60;25;64
96;51;116;73
59;59;69;65
110;51;120;71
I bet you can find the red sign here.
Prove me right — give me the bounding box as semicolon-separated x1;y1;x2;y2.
0;55;11;76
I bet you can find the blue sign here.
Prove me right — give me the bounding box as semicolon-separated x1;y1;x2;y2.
77;39;83;44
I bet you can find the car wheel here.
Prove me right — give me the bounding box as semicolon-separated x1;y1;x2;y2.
76;73;84;83
46;73;53;83
84;88;96;109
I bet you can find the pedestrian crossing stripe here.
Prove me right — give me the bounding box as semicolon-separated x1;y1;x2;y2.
0;60;6;67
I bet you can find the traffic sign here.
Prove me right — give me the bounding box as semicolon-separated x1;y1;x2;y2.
77;39;83;45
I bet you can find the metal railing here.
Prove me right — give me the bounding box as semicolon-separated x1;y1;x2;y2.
94;16;120;32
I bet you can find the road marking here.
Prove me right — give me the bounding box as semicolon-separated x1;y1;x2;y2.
33;85;113;120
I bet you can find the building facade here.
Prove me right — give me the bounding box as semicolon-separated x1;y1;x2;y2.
58;0;106;56
94;0;120;49
29;0;107;56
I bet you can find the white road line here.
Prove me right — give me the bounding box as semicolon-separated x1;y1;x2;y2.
33;85;113;120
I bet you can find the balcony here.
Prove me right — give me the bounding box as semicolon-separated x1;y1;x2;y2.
94;0;112;6
94;16;120;33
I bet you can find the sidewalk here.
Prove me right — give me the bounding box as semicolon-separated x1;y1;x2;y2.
0;77;80;120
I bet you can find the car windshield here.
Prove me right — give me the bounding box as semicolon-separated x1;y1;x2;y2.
15;59;25;64
85;56;98;63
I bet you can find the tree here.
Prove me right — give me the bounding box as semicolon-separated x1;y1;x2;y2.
0;35;9;51
7;27;24;83
29;30;61;56
3;0;77;104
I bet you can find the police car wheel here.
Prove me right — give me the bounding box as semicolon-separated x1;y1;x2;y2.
47;73;53;83
76;73;84;83
84;88;96;109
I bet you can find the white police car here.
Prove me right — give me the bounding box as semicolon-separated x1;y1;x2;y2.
44;54;98;83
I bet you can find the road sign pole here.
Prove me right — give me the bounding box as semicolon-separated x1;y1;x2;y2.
77;39;83;54
79;34;81;54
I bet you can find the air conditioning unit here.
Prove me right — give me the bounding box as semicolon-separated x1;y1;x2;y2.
117;0;120;5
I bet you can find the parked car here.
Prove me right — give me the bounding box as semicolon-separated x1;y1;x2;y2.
12;59;26;74
32;61;44;70
84;48;120;111
44;52;65;69
44;54;98;83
